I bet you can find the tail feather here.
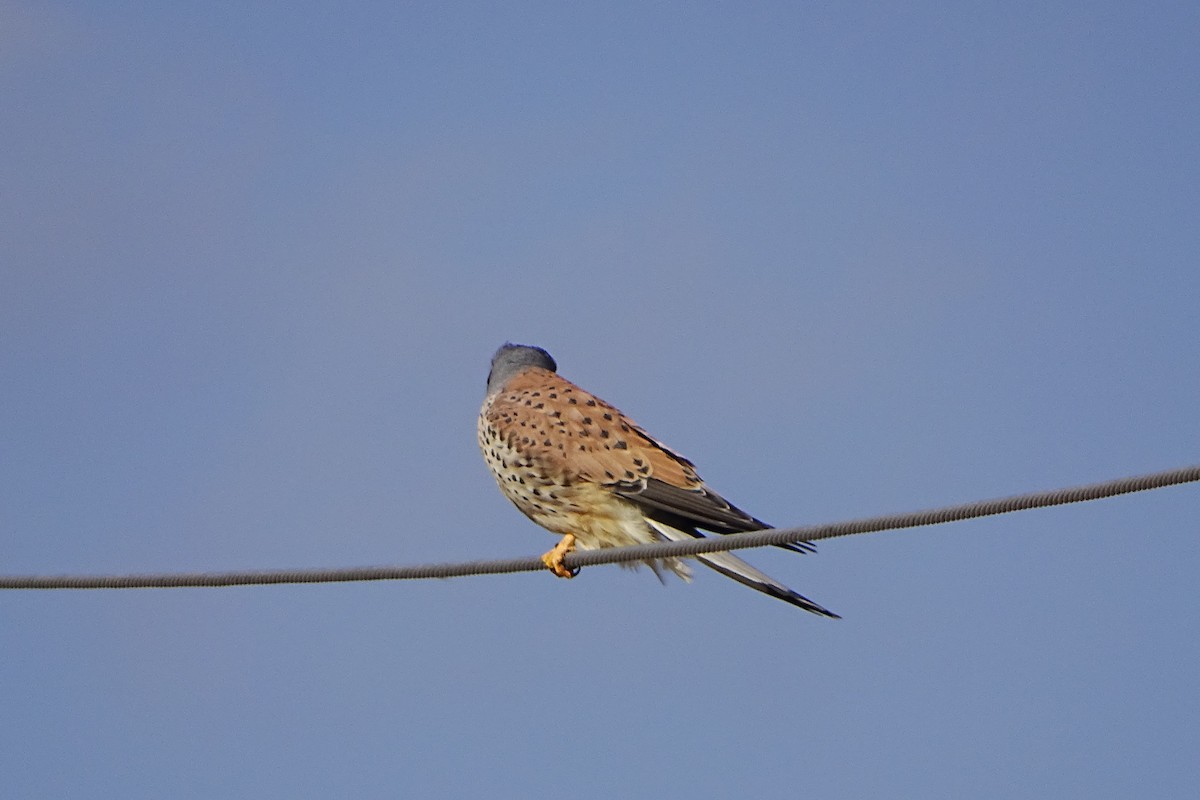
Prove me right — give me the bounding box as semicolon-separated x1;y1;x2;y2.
697;550;840;618
645;520;839;618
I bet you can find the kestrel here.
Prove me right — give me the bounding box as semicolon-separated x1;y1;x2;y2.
478;343;838;617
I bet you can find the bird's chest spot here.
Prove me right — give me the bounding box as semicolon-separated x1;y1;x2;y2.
478;416;580;528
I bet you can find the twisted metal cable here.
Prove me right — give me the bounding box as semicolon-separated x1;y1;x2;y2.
2;464;1196;590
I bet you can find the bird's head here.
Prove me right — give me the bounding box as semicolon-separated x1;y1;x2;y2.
486;343;557;395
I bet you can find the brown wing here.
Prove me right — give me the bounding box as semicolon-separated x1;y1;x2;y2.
489;367;816;553
492;368;801;539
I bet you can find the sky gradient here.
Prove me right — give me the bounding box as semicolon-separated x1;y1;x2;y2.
3;3;1199;798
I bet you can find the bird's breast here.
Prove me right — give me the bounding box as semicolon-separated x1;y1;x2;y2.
477;408;653;548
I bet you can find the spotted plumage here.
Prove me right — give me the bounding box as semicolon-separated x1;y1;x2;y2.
478;343;838;617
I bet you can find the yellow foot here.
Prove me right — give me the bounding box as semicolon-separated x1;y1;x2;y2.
541;534;578;579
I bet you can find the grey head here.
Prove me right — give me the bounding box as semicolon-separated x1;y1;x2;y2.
485;343;557;395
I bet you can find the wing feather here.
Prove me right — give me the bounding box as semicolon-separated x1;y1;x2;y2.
489;368;815;553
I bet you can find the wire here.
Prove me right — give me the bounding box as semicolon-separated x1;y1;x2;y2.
2;464;1196;590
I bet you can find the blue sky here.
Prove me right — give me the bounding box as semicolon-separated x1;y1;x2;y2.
3;2;1198;797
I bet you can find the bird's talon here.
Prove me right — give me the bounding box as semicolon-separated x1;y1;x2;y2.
540;552;576;578
541;534;578;579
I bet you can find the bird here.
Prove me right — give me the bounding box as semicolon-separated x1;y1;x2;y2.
477;343;838;617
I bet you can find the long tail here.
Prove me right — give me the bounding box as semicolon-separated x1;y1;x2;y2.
697;550;840;618
646;520;840;618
